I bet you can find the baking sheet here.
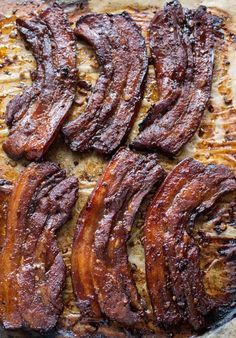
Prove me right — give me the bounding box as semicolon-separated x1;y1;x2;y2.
0;0;235;337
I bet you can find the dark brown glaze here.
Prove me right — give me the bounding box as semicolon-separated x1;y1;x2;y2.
71;148;165;325
144;158;236;330
3;4;77;161
63;12;148;155
0;162;78;331
132;2;218;155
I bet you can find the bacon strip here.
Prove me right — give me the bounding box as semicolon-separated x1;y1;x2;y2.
139;0;187;130
132;2;218;155
0;179;12;252
3;4;77;161
63;12;148;155
144;158;236;330
0;162;78;330
72;148;165;325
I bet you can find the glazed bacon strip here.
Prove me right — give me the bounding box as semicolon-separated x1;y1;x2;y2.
3;4;77;161
132;1;217;155
72;148;165;325
0;162;78;330
63;12;148;155
144;158;236;330
139;0;187;130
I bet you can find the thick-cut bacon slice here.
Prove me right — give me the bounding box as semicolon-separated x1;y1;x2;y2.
63;12;148;155
139;0;187;130
144;158;236;330
72;148;165;325
0;162;78;331
132;2;218;155
3;4;77;161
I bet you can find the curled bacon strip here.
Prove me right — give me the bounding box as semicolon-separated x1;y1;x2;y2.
72;148;165;325
3;4;77;161
132;1;219;155
144;157;236;330
0;162;78;330
63;12;148;155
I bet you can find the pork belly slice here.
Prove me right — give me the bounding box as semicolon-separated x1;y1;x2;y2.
139;0;187;131
144;157;236;330
3;4;77;161
71;148;165;325
63;12;148;155
0;162;78;331
132;1;219;155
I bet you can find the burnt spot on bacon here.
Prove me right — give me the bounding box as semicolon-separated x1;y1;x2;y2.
144;158;236;330
3;4;77;161
132;1;220;155
0;162;78;331
71;148;165;326
62;12;148;155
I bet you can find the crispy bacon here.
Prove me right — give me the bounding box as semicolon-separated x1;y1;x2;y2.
3;4;77;161
132;2;218;155
144;158;236;330
72;148;165;325
63;12;148;155
0;162;78;331
139;0;187;130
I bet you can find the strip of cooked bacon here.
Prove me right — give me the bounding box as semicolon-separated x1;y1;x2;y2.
72;148;165;325
132;2;219;155
144;158;236;330
3;4;77;161
63;12;148;155
139;0;187;130
0;179;12;252
0;162;78;331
